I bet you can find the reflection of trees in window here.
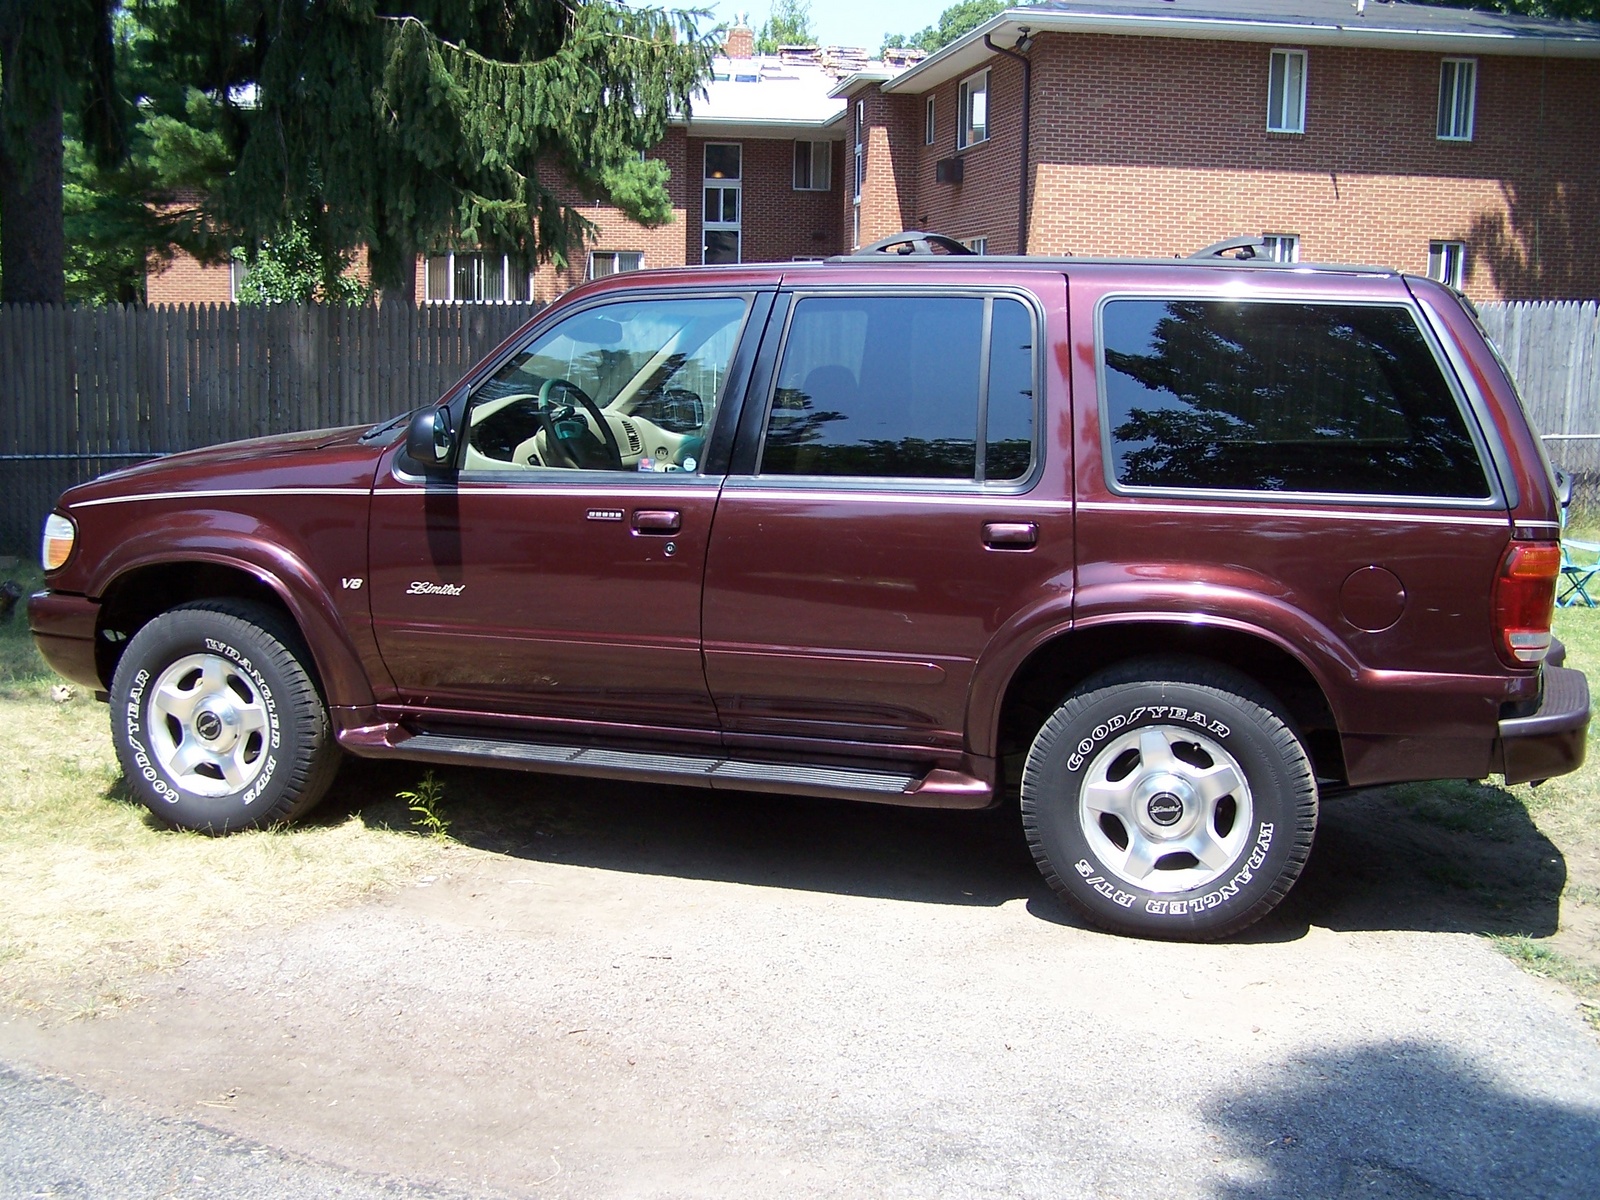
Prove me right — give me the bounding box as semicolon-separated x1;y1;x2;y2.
986;299;1034;481
1103;300;1488;497
763;389;976;477
762;294;1016;480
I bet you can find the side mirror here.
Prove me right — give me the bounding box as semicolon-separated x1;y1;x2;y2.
406;408;455;469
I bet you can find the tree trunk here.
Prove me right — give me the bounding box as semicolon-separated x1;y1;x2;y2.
379;255;417;305
0;95;67;305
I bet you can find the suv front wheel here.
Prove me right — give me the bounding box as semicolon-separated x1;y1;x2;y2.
1022;658;1317;940
109;600;340;833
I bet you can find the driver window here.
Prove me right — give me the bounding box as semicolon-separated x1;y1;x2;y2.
462;296;750;474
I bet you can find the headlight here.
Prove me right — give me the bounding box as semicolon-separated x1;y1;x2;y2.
42;513;76;572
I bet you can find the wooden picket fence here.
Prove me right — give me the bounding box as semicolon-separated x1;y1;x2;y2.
0;302;540;550
0;297;1595;551
1477;301;1600;514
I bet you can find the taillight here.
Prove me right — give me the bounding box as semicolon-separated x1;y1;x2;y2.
1493;542;1560;665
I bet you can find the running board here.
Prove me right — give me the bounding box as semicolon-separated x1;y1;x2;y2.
338;726;992;809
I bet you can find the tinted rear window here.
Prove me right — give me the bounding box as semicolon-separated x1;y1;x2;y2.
761;294;1035;481
1100;299;1490;498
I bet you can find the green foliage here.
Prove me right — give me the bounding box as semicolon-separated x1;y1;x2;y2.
756;0;816;54
597;158;676;240
232;223;371;305
59;9;238;303
1426;0;1600;20
0;0;124;170
399;771;452;842
135;0;717;293
881;0;1009;57
0;0;126;302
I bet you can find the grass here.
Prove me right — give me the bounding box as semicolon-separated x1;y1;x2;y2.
1492;936;1600;1031
2;560;1599;1026
1472;606;1600;1023
0;567;441;1016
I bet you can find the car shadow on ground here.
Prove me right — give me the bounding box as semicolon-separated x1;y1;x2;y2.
326;759;1566;941
1202;1040;1599;1200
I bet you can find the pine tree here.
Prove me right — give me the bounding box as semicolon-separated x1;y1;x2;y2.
60;7;234;304
0;0;125;304
139;0;717;297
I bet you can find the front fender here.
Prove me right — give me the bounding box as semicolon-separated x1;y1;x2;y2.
87;509;376;709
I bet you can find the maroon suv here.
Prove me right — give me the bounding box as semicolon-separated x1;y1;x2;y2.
29;240;1590;939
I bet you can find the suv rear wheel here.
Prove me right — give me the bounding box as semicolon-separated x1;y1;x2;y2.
109;601;340;833
1021;658;1317;940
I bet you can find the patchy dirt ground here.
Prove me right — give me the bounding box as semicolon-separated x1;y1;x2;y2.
4;762;1600;1199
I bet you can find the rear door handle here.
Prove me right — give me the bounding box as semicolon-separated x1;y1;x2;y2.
983;521;1037;550
632;509;681;535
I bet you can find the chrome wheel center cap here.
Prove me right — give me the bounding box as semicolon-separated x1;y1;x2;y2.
1146;792;1184;827
194;704;241;750
1134;772;1199;838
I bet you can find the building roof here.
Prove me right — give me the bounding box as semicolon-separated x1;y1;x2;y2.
882;0;1600;93
686;49;900;139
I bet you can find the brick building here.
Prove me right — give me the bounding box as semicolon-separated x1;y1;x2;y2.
147;0;1600;305
849;0;1600;301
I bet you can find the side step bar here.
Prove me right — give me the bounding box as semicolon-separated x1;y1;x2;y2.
339;726;993;810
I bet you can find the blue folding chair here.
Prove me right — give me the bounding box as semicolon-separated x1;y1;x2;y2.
1560;537;1600;607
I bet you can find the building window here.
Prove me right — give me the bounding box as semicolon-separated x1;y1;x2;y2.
1267;49;1307;134
958;68;989;148
424;252;532;302
852;101;864;249
964;236;988;255
589;251;644;279
793;140;832;191
853;101;865;202
1438;58;1477;141
703;142;742;265
1261;234;1299;263
925;96;936;145
1428;241;1467;289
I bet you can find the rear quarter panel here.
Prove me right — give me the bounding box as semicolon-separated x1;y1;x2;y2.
1065;264;1528;784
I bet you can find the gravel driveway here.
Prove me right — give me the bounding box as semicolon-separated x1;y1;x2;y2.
3;772;1598;1199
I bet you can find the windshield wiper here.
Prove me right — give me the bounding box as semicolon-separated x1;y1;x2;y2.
360;409;417;442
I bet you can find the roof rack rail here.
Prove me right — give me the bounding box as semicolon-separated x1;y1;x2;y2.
853;231;976;257
1189;236;1271;261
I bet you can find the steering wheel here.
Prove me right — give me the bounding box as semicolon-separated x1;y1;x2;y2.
536;378;623;470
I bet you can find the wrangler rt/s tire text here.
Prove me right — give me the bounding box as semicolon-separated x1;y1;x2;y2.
109;601;340;833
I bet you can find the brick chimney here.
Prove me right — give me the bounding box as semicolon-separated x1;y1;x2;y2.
724;23;755;59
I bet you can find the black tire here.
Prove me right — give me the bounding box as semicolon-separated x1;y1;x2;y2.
109;600;340;833
1021;657;1317;941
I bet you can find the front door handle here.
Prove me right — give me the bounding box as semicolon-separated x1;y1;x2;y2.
633;509;681;535
983;521;1037;550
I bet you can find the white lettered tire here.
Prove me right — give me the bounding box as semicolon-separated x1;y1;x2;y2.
1021;658;1318;940
109;601;340;833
